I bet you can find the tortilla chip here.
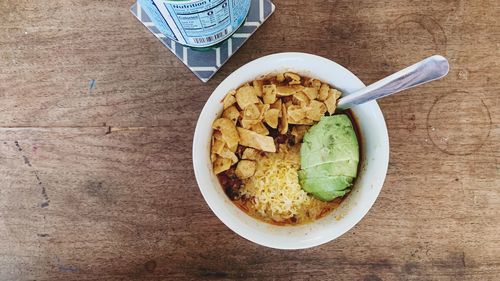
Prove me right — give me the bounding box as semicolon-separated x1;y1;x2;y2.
318;83;330;101
276;85;305;97
250;122;269;135
311;79;322;90
240;118;259;129
324;91;337;115
330;88;342;99
212;118;239;150
213;156;232;174
293;91;310;106
218;146;238;164
284;72;301;85
287;105;306;123
253;80;263;97
211;137;225;155
237;127;276;152
276;73;285;82
270;99;282;111
279;103;288;134
263;84;277;104
243;103;260;120
257;104;270;120
319;101;328;115
242;148;259;160
222;105;240;124
236;85;259;109
222;90;236;109
306;100;326;121
235;160;256;179
264;108;280;128
302;87;318;100
211;152;217;163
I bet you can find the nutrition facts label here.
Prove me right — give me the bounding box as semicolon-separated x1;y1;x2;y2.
153;0;250;47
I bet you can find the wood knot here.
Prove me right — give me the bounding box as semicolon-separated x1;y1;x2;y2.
144;260;157;273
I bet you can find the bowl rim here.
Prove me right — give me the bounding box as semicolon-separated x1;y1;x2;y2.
192;52;389;249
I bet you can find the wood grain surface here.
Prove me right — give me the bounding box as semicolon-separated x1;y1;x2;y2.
0;0;499;280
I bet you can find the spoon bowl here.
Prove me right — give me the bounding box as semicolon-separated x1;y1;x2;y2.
337;55;449;110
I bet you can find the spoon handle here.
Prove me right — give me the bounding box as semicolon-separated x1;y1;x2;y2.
337;55;450;110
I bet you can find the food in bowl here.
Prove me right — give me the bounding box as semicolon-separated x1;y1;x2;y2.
210;72;360;225
194;52;389;249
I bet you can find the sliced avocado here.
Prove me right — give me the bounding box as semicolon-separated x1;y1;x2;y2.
298;159;358;179
312;189;350;202
300;115;359;170
300;176;353;201
298;114;360;201
300;175;353;192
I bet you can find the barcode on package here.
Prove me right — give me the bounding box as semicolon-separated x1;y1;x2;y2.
192;29;229;44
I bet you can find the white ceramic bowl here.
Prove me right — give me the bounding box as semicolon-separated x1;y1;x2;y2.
193;52;389;249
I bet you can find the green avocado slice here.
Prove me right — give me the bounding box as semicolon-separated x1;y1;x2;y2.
298;114;360;201
298;160;358;179
300;114;359;170
299;176;353;201
312;190;350;201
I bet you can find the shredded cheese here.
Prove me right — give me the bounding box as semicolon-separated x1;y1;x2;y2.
241;145;332;223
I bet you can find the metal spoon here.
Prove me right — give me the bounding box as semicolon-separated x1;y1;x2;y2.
337;55;450;110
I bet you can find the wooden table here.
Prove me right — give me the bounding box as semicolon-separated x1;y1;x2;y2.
1;0;498;280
